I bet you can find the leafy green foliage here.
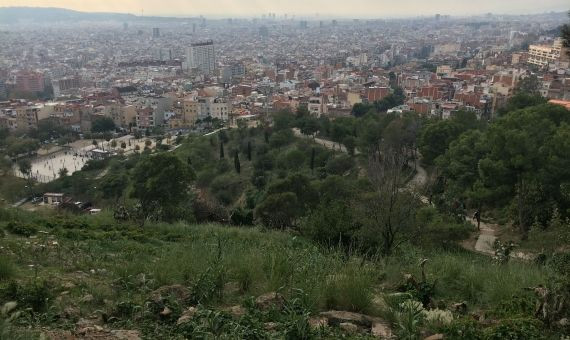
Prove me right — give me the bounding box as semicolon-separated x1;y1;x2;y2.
4;221;37;237
0;257;16;282
130;153;195;223
91;116;116;133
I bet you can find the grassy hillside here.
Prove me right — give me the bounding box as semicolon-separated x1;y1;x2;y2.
0;208;566;339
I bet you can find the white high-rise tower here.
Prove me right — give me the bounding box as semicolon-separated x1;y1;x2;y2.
186;40;216;75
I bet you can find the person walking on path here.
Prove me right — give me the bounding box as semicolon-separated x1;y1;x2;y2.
473;209;481;231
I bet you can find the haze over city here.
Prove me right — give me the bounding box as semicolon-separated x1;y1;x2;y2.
0;0;570;338
0;0;569;18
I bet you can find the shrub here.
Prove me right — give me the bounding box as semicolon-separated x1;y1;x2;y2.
322;267;374;313
441;318;482;340
230;208;253;226
548;252;570;276
324;155;354;175
5;221;37;237
0;257;16;282
210;174;242;205
3;280;52;312
483;318;543;340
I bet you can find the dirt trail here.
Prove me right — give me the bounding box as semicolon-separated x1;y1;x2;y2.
292;128;351;153
468;217;498;255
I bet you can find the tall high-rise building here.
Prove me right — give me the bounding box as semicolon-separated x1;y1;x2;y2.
186;40;216;75
15;71;45;93
152;27;160;38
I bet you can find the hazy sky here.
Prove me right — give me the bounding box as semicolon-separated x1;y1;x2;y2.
0;0;568;18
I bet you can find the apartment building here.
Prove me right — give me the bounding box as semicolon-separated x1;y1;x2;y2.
527;38;565;67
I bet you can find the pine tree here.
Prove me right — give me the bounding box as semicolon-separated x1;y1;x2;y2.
234;151;241;174
220;141;225;159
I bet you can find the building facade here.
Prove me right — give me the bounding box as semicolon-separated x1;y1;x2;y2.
186;41;216;75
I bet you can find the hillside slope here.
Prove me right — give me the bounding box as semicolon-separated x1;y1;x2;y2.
0;208;566;339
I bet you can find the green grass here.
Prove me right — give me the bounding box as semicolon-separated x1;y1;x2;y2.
383;248;551;309
0;207;564;338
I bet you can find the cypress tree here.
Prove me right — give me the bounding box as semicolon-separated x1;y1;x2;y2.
234;151;241;174
220;141;225;159
310;147;315;172
247;141;252;161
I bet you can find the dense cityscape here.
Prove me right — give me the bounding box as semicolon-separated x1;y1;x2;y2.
0;3;570;339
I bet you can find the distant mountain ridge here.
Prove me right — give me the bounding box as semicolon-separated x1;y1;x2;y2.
0;7;195;24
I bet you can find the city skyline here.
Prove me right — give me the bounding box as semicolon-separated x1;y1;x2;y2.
0;0;568;19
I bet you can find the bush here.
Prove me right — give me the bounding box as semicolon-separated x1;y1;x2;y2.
5;221;37;237
548;252;570;276
325;155;354;175
441;318;482;340
230;208;253;226
0;257;16;282
3;280;52;312
301;202;356;249
81;158;108;171
322;266;374;313
483;318;543;340
210;174;242;205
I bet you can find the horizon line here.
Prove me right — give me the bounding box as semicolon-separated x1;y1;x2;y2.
0;5;568;21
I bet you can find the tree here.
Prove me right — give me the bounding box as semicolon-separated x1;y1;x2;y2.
277;149;306;171
478;105;568;237
325;155;354;175
100;172;127;202
264;129;270;143
352;103;374;117
269;130;294;149
92;140;98;147
91;117;116;133
121;142;127;150
273;110;295;131
110;139;117;148
219;141;225;159
234;151;241;174
561;11;570;56
218;130;229;144
419;111;480;165
515;75;541;96
358;144;420;256
18;159;31;178
130;153;194;224
343;136;356;155
247;141;252;161
498;93;547;116
58;167;68;177
254;192;299;229
298;116;320;136
302;201;356;249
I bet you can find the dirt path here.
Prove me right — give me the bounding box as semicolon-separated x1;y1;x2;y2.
467;217;498;255
292;128;351;153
